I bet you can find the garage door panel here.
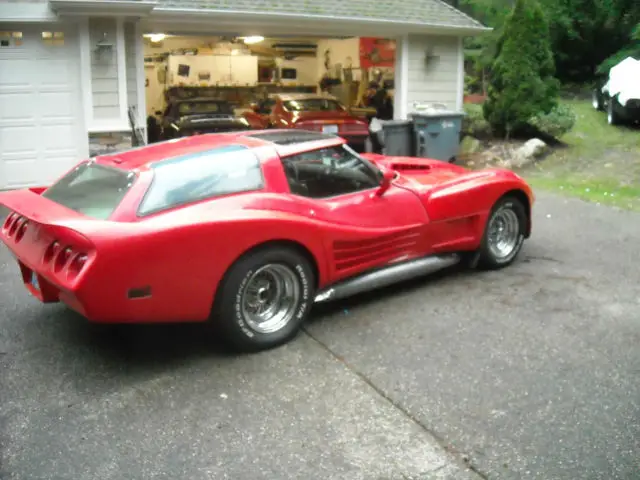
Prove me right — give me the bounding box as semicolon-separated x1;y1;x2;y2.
0;59;36;86
0;92;36;120
42;124;78;150
39;91;75;117
0;23;83;190
38;59;75;86
4;159;40;189
1;125;38;154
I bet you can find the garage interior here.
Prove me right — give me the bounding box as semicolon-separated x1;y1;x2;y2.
140;31;396;137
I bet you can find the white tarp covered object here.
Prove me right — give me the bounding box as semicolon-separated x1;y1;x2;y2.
606;56;640;106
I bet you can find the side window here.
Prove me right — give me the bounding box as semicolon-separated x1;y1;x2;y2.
281;145;381;198
138;145;264;215
258;99;275;114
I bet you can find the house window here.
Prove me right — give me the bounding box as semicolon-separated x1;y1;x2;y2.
42;31;65;46
0;31;23;47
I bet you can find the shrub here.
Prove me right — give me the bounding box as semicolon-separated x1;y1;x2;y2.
462;103;492;138
483;0;560;139
528;103;576;139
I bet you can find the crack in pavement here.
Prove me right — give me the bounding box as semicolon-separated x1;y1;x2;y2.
302;327;490;480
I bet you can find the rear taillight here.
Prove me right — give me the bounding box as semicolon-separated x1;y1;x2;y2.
43;241;61;263
54;247;73;272
3;212;16;230
47;241;89;278
8;215;22;237
67;254;88;279
341;123;367;133
15;219;28;242
294;123;322;131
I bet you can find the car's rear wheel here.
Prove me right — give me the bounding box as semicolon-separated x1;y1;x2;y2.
477;196;527;269
211;246;315;352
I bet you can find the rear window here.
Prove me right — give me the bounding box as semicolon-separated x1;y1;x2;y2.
177;101;232;115
138;144;264;216
42;162;136;220
284;99;345;112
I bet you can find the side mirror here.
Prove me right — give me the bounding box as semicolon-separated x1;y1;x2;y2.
375;169;395;196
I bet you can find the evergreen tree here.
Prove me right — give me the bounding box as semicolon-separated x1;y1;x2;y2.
483;0;560;138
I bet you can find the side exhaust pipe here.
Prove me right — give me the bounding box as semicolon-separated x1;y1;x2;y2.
314;253;461;303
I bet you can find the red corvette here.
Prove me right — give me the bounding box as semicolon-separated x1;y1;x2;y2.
0;130;533;352
243;93;370;152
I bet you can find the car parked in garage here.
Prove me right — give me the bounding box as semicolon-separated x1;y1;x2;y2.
592;56;640;126
157;97;253;141
243;93;370;152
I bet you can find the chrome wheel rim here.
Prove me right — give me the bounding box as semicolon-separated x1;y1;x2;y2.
240;263;300;334
487;207;521;259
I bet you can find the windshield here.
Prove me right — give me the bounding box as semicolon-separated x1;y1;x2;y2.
138;145;264;216
284;99;345;112
42;162;136;220
177;101;232;115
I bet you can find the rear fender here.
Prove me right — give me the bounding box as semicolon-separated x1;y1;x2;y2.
72;212;330;322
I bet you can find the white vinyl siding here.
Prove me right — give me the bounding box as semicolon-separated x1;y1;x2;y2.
406;34;460;111
124;22;137;114
89;18;119;120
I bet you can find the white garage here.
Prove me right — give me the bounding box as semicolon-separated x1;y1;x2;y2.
0;0;487;191
0;23;86;190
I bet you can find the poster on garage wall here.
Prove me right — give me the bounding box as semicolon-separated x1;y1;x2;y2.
359;37;396;69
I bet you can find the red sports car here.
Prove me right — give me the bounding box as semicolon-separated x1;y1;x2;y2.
243;93;370;152
0;130;534;352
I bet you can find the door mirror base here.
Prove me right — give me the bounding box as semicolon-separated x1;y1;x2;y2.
375;169;395;196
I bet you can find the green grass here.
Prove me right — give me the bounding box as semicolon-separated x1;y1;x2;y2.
527;176;640;211
520;99;640;210
555;99;640;154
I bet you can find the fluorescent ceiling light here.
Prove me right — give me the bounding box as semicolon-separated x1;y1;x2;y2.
242;36;264;45
144;33;166;42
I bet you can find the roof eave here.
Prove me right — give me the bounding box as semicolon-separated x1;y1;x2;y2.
50;0;158;17
147;7;489;37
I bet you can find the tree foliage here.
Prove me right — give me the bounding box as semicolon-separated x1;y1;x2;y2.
598;22;640;73
482;0;560;137
452;0;640;82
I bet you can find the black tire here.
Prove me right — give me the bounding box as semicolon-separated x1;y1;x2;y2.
607;97;621;125
477;196;527;270
211;246;315;352
592;89;603;111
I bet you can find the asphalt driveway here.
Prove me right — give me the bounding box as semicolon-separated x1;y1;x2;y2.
1;191;638;480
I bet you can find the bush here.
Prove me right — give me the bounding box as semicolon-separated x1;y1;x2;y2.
462;103;492;138
528;104;576;139
483;0;560;139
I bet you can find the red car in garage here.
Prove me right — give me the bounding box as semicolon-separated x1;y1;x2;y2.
243;93;370;152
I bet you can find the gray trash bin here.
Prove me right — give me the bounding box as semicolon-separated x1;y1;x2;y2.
409;111;465;162
379;120;415;156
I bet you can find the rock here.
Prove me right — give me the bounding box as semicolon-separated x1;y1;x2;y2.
512;138;548;168
460;135;482;154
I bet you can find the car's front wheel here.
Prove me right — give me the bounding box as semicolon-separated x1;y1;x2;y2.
592;89;603;111
477;196;527;269
211;246;316;352
607;96;621;125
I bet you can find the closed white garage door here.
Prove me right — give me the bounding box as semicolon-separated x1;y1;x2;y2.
0;23;85;190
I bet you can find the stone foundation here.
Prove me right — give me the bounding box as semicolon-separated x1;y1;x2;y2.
88;131;133;158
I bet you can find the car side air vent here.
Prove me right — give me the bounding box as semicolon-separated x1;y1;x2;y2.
390;162;431;171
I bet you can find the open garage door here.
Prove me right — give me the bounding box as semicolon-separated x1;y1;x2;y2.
0;24;86;190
